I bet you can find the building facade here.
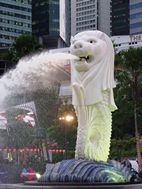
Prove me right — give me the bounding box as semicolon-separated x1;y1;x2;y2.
112;33;142;52
32;0;59;37
98;0;111;36
111;0;142;36
130;0;142;35
60;0;71;46
32;0;61;48
111;0;129;36
70;0;112;37
0;0;32;47
71;0;98;36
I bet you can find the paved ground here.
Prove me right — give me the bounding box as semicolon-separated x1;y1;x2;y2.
0;183;142;189
0;184;53;189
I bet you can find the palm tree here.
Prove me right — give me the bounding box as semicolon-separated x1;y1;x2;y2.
115;47;142;169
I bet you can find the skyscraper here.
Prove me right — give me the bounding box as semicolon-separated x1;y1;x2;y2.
0;0;32;48
98;0;111;36
71;0;98;36
60;0;71;46
130;0;142;35
111;0;129;36
32;0;60;48
70;0;111;37
111;0;142;36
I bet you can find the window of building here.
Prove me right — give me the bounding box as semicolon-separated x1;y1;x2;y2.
130;22;142;29
130;2;142;10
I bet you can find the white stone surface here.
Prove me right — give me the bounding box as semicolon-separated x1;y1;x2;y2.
70;30;117;161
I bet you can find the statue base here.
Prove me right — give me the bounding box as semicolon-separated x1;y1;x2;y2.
0;181;142;189
26;181;142;188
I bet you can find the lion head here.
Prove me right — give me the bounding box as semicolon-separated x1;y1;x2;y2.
70;30;108;72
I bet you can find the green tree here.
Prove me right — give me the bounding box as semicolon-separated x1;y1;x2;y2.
47;103;77;160
7;34;42;64
114;47;142;167
110;137;136;158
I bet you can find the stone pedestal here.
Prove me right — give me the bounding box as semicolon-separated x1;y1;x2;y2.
0;182;142;189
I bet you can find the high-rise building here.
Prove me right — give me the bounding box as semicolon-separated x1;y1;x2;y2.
60;0;71;46
71;0;98;36
111;0;129;36
32;0;61;48
0;0;32;48
70;0;111;37
98;0;111;36
111;0;142;36
130;0;142;35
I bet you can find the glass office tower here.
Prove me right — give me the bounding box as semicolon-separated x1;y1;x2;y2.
0;0;32;47
32;0;60;48
111;0;129;35
130;0;142;35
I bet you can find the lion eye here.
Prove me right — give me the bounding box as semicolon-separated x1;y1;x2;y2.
89;40;96;43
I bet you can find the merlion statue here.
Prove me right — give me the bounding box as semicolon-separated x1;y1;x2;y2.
39;30;140;184
70;30;117;162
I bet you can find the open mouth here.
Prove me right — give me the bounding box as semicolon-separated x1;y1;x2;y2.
79;56;90;62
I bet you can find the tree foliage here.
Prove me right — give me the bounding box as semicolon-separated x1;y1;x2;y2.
6;34;42;64
110;137;136;158
113;47;142;139
47;103;77;153
111;47;142;162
